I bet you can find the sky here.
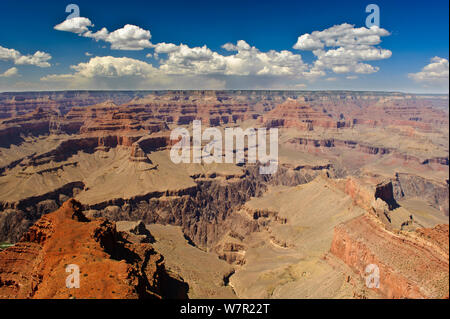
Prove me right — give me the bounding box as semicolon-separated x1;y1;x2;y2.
0;0;448;93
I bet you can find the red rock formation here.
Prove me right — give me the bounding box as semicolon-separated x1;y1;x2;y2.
331;214;449;299
0;91;142;119
0;199;186;299
416;224;449;253
121;92;260;126
262;100;338;130
66;102;167;135
309;95;449;132
344;177;375;211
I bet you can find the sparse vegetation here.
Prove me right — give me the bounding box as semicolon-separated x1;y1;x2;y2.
0;242;13;251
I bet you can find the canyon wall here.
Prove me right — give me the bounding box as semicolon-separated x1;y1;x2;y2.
331;214;449;298
0;199;188;299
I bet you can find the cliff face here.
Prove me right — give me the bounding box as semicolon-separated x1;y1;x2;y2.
0;91;143;119
3;91;447;143
343;176;449;228
0;157;330;247
0;199;187;299
330;214;449;299
262;100;338;130
393;173;449;216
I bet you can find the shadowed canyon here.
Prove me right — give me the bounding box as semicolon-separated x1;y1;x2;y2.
0;90;448;299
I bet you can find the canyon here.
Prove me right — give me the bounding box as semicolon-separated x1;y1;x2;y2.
0;90;448;299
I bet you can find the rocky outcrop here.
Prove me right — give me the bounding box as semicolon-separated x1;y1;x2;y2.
393;173;449;216
288;137;395;156
86;172;267;249
374;181;399;210
344;177;375;211
343;177;419;230
0;155;333;247
0;182;85;242
129;144;151;163
75;164;334;250
263;100;339;130
331;214;449;299
0;199;187;299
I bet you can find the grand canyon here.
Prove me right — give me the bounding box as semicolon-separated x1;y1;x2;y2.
0;90;448;299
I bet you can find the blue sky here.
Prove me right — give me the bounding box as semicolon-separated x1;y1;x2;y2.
0;0;448;92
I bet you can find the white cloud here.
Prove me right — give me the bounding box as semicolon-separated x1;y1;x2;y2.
156;40;308;77
346;75;358;80
41;56;163;90
0;45;51;67
55;17;153;50
0;67;18;77
54;17;94;34
42;56;159;80
84;27;109;41
294;23;389;49
408;57;449;87
85;52;92;56
293;23;391;75
293;34;324;50
46;19;394;89
53;15;310;78
154;42;179;53
221;40;251;51
86;24;153;50
40;55;227;90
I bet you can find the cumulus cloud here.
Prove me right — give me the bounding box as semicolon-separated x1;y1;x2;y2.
293;34;324;50
293;23;391;75
408;57;449;87
42;56;159;80
40;55;227;90
85;24;153;50
41;56;163;90
155;40;308;77
54;17;94;34
293;23;389;49
154;42;179;54
46;19;395;89
222;40;251;51
0;67;18;77
54;17;153;50
0;45;51;67
53;15;310;78
40;53;305;90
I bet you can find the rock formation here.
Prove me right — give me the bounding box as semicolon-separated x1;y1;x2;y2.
0;199;187;299
330;214;449;298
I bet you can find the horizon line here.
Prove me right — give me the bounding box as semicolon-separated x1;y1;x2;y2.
0;89;448;96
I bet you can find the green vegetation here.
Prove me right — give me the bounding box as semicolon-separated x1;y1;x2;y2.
0;242;14;251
